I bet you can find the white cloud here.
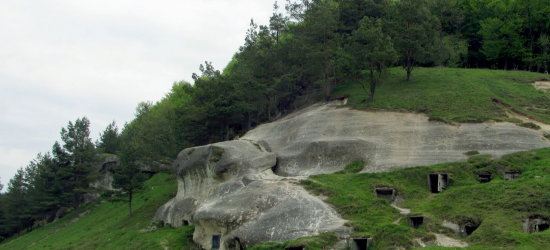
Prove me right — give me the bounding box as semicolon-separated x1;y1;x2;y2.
0;0;276;182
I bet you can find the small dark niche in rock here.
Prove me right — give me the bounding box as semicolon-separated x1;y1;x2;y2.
285;245;305;250
504;170;521;181
212;234;221;250
428;173;448;193
409;215;425;229
349;237;371;250
478;173;492;183
374;187;395;203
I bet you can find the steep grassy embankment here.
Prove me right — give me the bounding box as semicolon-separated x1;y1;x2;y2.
0;173;196;250
3;68;550;250
251;148;550;250
333;67;550;123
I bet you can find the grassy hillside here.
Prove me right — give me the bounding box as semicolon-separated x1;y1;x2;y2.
3;68;550;250
333;67;550;123
0;173;196;250
250;148;550;250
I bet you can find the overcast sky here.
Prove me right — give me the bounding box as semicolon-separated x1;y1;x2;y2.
0;0;276;186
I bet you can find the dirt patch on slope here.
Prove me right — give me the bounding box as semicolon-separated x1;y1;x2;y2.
532;80;550;92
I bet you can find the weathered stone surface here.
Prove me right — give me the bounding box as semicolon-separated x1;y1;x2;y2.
156;101;550;249
91;155;120;191
243;101;550;176
154;140;348;249
139;159;172;174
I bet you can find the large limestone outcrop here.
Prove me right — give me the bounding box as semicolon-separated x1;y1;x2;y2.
154;140;348;250
243;101;550;176
156;101;550;249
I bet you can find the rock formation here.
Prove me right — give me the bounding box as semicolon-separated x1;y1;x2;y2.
156;101;550;249
91;155;120;191
154;140;348;249
243;101;550;175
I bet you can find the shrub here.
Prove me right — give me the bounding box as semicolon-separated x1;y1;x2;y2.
335;159;365;174
464;150;480;156
519;122;541;130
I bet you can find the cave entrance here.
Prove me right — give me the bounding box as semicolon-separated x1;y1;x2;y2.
428;173;448;193
464;224;479;236
525;215;550;233
182;220;189;226
537;223;550;232
212;234;221;250
478;174;492;183
375;188;395;203
408;216;424;229
227;237;244;250
349;238;370;250
504;170;521;181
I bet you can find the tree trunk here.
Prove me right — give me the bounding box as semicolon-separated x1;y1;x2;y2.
406;50;413;82
224;122;230;141
247;112;252;131
370;70;376;100
129;192;133;217
266;98;272;121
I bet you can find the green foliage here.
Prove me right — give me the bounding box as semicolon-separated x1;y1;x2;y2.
519;122;541;130
112;140;149;217
387;0;440;81
479;16;526;69
95;121;120;154
210;146;225;162
464;150;480;156
348;17;397;99
336;159;365;174
54;117;98;214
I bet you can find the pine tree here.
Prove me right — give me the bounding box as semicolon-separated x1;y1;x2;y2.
54;117;98;215
112;141;148;217
96;121;120;154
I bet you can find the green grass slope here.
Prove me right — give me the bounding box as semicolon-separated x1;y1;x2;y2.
251;149;550;250
0;173;196;250
298;149;550;250
333;67;550;123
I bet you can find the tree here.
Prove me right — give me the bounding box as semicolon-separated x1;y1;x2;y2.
350;17;397;99
96;121;120;154
270;1;288;45
535;34;550;72
3;169;27;236
54;117;98;215
515;0;549;71
479;16;526;69
304;0;340;97
112;140;148;217
388;0;440;81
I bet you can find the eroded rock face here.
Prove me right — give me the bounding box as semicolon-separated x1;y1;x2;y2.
153;140;348;249
156;101;550;249
243;102;550;175
92;155;120;191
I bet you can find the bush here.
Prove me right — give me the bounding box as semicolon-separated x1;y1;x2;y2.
519;122;541;130
210;147;224;162
335;159;365;174
464;150;480;156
